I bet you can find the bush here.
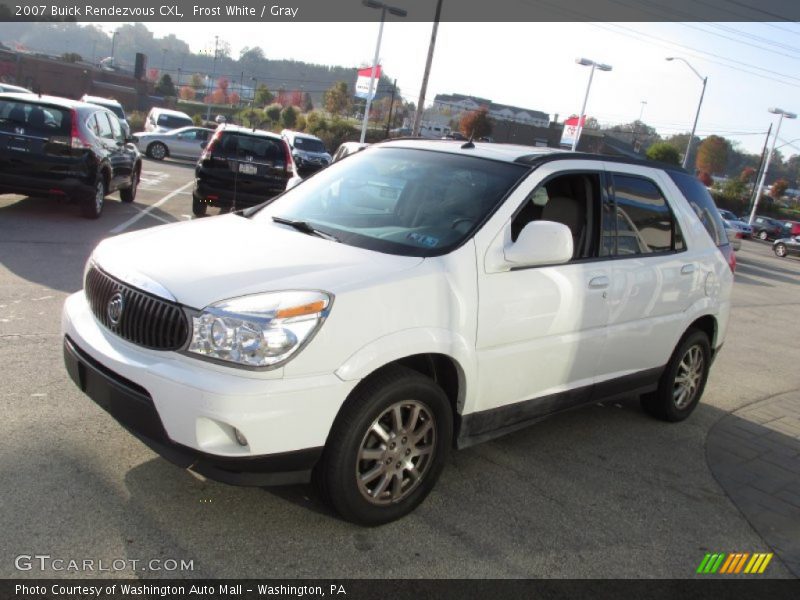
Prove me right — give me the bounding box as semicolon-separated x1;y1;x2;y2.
296;114;307;132
645;142;681;166
264;103;282;125
281;105;298;129
127;111;145;133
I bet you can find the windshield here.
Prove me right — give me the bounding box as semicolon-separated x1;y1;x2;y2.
294;137;326;153
252;147;528;257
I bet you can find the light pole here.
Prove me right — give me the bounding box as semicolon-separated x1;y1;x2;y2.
749;107;797;225
572;57;612;152
109;29;118;63
666;57;707;170
205;35;219;122
360;0;407;144
412;0;443;137
250;77;258;108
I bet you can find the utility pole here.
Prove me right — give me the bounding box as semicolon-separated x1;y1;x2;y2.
385;79;397;137
205;35;219;122
748;124;772;216
412;0;443;137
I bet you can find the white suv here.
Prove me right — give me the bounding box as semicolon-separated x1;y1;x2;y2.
62;141;733;525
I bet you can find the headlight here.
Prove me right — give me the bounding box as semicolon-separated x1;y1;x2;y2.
186;291;332;369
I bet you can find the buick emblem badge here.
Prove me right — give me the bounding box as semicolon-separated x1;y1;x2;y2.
107;292;125;326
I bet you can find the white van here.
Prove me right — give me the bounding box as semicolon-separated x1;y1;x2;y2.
144;107;193;133
63;141;733;525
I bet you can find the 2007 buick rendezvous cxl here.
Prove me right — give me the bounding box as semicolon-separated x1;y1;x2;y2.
63;140;733;525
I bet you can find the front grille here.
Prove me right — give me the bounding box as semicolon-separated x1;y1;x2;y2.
85;267;189;351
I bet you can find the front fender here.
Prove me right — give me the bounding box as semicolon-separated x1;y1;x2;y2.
334;327;476;414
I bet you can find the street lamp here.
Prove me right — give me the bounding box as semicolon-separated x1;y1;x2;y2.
572;57;612;151
666;57;707;169
360;0;407;143
205;35;219;121
749;107;797;225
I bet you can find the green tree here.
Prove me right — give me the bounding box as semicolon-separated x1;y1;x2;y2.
155;74;177;97
696;135;729;175
722;178;747;201
304;111;328;135
264;103;282;124
254;84;273;106
645;142;681;166
303;92;314;112
324;81;352;116
281;105;298;129
459;109;493;138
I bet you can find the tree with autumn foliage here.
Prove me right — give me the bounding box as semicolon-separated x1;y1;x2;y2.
178;86;195;101
695;135;729;176
323;81;352;116
739;166;756;183
459;109;492;138
771;178;789;199
697;171;713;187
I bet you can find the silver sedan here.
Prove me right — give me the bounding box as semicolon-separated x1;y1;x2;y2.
135;126;214;161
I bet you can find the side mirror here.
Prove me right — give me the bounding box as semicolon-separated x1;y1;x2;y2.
285;175;303;191
504;221;573;267
126;135;138;143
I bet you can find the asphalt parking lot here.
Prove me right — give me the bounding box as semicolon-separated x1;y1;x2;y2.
1;158;799;579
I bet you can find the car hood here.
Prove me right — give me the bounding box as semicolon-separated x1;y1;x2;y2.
91;215;424;309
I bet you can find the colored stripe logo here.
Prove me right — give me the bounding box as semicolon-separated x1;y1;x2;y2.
696;552;773;574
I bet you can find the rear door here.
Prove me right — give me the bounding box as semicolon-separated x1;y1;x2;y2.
171;128;208;159
202;131;289;202
594;166;698;390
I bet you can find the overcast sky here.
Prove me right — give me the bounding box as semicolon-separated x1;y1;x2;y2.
124;21;800;156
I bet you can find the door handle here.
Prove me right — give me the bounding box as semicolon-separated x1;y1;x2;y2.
681;264;695;275
588;276;609;289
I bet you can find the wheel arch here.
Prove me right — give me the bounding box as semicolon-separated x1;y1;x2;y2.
687;314;718;356
147;140;169;157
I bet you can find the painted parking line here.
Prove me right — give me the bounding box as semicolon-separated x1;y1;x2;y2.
139;170;169;188
109;181;194;234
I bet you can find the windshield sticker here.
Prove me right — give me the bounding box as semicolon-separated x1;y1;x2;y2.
407;232;440;247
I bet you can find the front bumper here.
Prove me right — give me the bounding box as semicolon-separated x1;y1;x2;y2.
62;292;358;485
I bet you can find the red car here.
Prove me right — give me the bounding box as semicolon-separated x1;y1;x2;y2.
783;220;800;236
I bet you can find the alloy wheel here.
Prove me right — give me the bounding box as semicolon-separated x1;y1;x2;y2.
673;344;705;410
356;400;436;505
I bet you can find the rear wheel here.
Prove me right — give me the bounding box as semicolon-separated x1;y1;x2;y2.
192;194;207;217
757;230;768;240
81;178;105;219
120;169;138;203
147;142;167;160
641;329;711;422
314;365;452;526
774;243;787;258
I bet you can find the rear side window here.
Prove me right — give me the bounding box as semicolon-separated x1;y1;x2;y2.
0;99;71;136
667;170;727;247
157;114;193;129
219;133;285;163
601;174;683;256
93;112;114;140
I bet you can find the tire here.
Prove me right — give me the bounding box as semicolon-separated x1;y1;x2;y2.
757;230;768;240
774;243;787;258
192;193;207;217
120;168;138;203
147;142;167;160
641;329;711;422
81;177;105;219
314;365;452;526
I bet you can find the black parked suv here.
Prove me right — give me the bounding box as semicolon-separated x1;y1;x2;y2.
750;215;786;241
192;124;295;216
0;93;141;219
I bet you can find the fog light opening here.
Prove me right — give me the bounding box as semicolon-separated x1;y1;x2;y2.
233;428;248;447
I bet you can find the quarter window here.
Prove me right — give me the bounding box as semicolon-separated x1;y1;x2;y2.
601;174;682;256
95;112;114;140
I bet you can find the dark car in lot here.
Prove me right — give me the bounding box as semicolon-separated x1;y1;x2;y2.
0;93;141;218
750;215;787;240
192;124;294;216
773;235;800;258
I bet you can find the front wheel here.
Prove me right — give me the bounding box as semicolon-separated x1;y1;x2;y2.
147;142;167;160
757;230;768;240
315;365;452;526
641;329;711;422
774;243;787;258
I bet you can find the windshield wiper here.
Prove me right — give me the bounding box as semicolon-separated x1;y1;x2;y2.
271;216;339;242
